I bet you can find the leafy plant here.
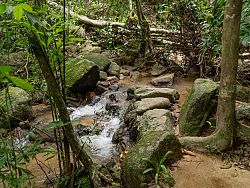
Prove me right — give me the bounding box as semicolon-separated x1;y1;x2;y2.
142;151;175;187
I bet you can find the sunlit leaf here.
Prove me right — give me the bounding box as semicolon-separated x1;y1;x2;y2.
20;3;32;13
143;168;154;174
46;120;67;129
13;4;23;21
7;75;34;91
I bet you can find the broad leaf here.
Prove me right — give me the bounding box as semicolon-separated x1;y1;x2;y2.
25;11;48;30
7;75;34;91
13;4;24;21
20;3;32;13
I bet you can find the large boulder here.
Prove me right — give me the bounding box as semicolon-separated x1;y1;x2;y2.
0;87;32;128
121;132;182;188
65;58;100;93
151;73;175;87
134;98;171;115
179;79;218;136
129;87;180;103
82;53;111;71
236;103;250;125
121;107;181;188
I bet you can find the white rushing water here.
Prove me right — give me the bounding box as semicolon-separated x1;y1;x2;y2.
70;91;127;159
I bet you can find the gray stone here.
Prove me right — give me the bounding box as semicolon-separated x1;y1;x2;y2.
108;62;121;76
236;85;250;102
134;97;171;115
133;87;180;103
151;73;175;87
65;58;100;93
150;63;167;76
0;87;32;128
179;79;218;136
138;109;174;137
99;71;108;80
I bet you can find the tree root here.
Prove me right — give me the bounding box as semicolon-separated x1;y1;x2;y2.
179;131;232;152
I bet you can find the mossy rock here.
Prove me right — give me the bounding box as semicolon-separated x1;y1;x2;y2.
179;79;218;136
0;87;32;128
65;58;100;93
107;61;121;76
81;53;111;71
121;132;182;188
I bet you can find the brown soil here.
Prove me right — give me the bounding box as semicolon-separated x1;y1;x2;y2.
172;152;250;188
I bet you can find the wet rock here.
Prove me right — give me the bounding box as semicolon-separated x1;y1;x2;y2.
134;97;171;115
106;103;120;116
119;74;125;80
107;76;119;84
65;58;100;93
108;62;121;76
150;63;167;76
98;81;110;88
100;71;108;80
133;87;180;103
151;73;175;87
75;125;93;136
82;53;111;71
109;84;119;91
138;109;174;137
0;87;32;129
179;79;218;136
121;132;182;188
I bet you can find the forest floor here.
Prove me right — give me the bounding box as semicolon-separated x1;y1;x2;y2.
26;75;250;188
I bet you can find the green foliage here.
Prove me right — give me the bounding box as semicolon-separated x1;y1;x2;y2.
142;151;175;187
0;66;34;91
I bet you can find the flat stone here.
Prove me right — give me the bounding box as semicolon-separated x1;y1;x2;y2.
133;87;180;103
150;63;167;76
151;73;175;87
134;97;171;115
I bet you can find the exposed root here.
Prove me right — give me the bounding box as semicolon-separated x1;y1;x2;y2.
179;131;232;152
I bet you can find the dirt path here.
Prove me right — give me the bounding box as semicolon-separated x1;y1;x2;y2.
172;152;250;188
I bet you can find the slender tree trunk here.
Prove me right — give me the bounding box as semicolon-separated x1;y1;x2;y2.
180;0;243;151
215;0;243;148
28;34;102;187
134;0;153;56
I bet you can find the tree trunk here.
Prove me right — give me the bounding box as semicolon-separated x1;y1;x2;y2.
214;0;243;149
180;0;243;152
134;0;153;56
28;34;102;187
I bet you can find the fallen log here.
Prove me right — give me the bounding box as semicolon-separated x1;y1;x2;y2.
47;0;178;34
